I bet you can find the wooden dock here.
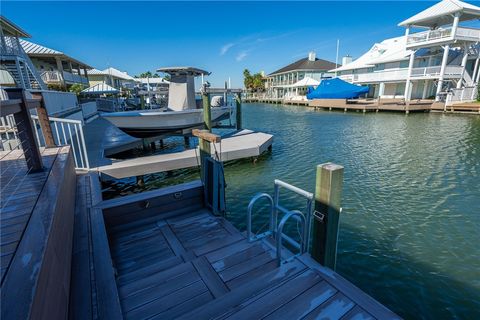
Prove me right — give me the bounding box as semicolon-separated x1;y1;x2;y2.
0;145;400;320
1;147;76;319
96;129;273;179
70;175;400;320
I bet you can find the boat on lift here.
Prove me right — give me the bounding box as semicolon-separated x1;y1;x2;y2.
101;67;233;138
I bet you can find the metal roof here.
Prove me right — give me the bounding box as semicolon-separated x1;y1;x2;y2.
0;16;30;38
81;83;119;95
20;39;92;68
268;57;337;76
87;67;134;80
156;67;210;76
331;36;411;72
398;0;480;28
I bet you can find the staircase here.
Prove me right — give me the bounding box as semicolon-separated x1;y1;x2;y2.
1;34;46;90
1;57;46;90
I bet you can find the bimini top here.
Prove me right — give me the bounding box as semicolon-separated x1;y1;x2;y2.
398;0;480;28
156;67;210;76
306;78;369;100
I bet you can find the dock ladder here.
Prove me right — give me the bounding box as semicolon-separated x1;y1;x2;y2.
247;179;314;266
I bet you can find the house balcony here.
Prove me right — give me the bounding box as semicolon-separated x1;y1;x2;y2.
342;65;464;84
406;27;480;49
41;70;89;86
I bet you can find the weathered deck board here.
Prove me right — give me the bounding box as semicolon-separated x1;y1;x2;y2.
103;204;399;320
0;148;60;284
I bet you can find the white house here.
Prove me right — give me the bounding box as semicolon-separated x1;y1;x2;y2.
332;0;480;103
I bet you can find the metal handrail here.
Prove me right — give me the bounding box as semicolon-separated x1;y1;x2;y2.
247;193;274;242
246;179;314;262
276;210;306;266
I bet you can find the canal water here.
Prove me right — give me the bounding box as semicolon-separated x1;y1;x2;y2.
104;103;480;319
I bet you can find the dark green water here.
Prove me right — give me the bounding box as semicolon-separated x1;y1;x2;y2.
105;103;480;319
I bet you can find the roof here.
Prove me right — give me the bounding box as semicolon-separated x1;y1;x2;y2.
20;39;92;68
0;16;30;38
87;67;135;81
156;67;210;76
331;36;412;72
81;83;119;95
398;0;480;28
269;57;337;76
282;77;320;88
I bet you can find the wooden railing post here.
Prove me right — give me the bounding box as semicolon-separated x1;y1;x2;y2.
199;84;212;181
311;163;344;270
30;92;55;148
7;88;43;172
235;93;242;130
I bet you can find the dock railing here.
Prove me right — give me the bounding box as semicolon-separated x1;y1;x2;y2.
0;88;90;169
247;163;344;270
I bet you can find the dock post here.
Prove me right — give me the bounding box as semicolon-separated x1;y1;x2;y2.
199;84;212;181
235;93;242;130
311;163;344;270
30;92;55;148
140;95;145;109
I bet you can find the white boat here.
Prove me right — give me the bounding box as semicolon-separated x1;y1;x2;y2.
102;67;234;138
101;107;232;138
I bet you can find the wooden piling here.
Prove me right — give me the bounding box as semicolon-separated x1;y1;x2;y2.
199;86;212;181
311;163;344;270
235;93;242;130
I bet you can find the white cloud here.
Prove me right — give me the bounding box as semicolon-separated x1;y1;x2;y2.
236;51;248;62
220;43;234;56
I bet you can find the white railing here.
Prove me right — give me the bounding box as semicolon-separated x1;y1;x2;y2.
407;27;452;45
41;71;63;83
343;65;464;83
0;114;89;169
407;27;480;46
446;86;478;106
455;27;480;40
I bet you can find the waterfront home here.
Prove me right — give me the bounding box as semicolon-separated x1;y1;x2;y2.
333;0;480;104
20;39;91;90
87;67;135;90
0;16;46;90
265;52;337;100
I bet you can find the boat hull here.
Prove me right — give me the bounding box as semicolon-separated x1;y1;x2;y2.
102;107;233;138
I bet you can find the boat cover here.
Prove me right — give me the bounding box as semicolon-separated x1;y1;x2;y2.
306;78;369;99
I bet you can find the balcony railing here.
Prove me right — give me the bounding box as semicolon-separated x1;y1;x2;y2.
40;70;89;85
407;28;452;45
406;27;480;47
341;65;464;83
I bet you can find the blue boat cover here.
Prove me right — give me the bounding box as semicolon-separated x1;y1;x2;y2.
306;78;369;100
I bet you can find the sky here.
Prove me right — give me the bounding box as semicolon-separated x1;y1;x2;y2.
3;1;480;87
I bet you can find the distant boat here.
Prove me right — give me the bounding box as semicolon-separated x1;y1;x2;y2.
102;67;234;138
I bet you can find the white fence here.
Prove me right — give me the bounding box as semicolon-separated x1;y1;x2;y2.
446;86;478;106
0;114;89;169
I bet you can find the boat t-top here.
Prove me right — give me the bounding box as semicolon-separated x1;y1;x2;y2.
102;67;234;138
